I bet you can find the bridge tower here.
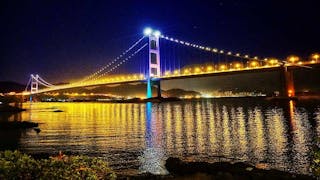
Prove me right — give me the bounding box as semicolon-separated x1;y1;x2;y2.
144;28;162;98
30;74;39;94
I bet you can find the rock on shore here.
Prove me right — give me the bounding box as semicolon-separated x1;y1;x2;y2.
116;157;315;179
165;157;314;179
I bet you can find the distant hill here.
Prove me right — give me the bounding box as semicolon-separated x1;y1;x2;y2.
37;83;202;98
164;88;201;97
0;81;25;93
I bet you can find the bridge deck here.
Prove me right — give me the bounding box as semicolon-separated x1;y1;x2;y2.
23;62;319;95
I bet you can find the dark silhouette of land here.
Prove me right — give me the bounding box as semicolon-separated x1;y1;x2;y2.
0;81;25;93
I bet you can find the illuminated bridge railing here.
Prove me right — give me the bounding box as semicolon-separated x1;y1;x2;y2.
25;74;146;95
23;59;319;95
161;60;319;79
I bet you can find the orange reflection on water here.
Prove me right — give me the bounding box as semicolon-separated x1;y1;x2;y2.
221;106;231;156
183;103;194;154
265;107;288;170
10;100;316;175
172;104;183;154
206;101;217;155
288;100;312;173
164;104;173;151
195;102;205;154
247;107;266;162
235;107;248;160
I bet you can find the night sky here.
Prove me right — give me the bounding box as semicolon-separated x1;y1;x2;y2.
1;0;319;84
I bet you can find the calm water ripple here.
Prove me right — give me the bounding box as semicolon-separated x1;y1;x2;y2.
1;98;319;175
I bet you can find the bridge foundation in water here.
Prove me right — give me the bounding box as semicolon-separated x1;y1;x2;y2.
281;65;295;97
146;78;161;98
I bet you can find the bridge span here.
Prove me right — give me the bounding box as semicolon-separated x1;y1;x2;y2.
23;62;319;98
23;27;320;99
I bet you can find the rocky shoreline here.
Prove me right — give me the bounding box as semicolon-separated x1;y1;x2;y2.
2;152;316;179
118;157;315;179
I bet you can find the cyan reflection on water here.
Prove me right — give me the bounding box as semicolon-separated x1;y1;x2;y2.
1;98;319;175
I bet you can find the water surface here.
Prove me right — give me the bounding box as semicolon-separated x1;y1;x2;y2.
1;98;319;175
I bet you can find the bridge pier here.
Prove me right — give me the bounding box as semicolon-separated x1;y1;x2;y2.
154;80;161;98
281;65;295;97
147;78;152;98
146;78;162;99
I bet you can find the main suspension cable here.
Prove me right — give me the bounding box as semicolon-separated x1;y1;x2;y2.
93;43;148;81
160;34;274;64
78;36;146;83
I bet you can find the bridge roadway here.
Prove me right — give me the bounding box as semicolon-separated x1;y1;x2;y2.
24;62;319;95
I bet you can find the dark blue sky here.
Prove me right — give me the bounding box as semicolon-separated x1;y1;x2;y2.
1;0;319;84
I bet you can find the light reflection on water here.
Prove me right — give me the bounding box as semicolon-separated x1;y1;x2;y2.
2;99;319;175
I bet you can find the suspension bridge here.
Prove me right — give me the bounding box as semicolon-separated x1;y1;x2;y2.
23;27;320;99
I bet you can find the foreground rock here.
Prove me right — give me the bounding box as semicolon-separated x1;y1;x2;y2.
116;157;314;179
165;157;314;179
